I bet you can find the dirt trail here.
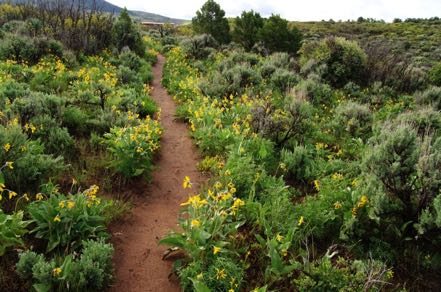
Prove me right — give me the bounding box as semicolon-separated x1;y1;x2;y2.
110;55;203;292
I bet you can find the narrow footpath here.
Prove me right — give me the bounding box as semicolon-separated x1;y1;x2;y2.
110;55;203;291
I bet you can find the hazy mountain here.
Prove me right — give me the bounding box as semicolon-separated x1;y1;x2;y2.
0;0;186;24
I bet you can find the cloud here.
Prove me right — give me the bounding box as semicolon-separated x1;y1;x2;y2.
107;0;441;22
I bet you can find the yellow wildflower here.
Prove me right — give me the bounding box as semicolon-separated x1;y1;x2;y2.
190;219;200;228
276;233;284;242
0;183;5;192
313;180;320;191
8;191;17;199
180;195;208;209
58;201;65;208
334;201;342;209
67;201;75;209
279;162;287;171
357;195;368;208
214;181;222;189
232;198;245;211
215;268;226;280
36;193;44;201
196;273;203;280
298;216;305;226
213;246;221;255
23;193;29;202
53;215;61;222
182;176;192;189
352;207;358;217
52;267;62;277
386;269;394;279
331;173;344;180
3;143;11;152
5;161;13;169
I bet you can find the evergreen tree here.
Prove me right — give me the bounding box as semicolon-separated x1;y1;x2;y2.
112;8;145;56
232;10;264;51
259;14;302;55
192;0;230;44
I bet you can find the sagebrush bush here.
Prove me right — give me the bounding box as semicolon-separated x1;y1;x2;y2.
180;34;218;60
270;68;299;92
0;124;65;194
17;239;114;292
429;62;441;86
11;92;64;123
333;101;372;139
299;37;367;87
358;123;441;268
395;107;441;137
290;77;333;106
29;115;74;157
281;145;317;184
415;86;441;110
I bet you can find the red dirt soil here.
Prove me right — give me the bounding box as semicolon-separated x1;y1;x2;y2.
109;55;204;292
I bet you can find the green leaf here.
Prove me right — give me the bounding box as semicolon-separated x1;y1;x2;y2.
33;283;51;292
159;234;186;248
190;278;211;292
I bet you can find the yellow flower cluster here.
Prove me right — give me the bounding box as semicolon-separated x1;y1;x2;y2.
180;194;208;209
352;195;369;217
84;185;101;206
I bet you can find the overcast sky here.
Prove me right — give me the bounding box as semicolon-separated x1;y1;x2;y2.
107;0;441;22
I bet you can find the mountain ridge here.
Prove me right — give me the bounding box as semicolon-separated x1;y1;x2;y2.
0;0;186;24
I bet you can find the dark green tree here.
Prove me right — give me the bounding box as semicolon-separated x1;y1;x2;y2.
232;10;264;51
259;14;302;55
112;8;145;56
192;0;231;44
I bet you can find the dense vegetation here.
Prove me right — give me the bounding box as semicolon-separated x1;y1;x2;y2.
1;0;441;291
0;2;161;291
159;1;441;291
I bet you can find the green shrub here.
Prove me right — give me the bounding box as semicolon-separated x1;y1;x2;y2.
270;69;299;92
112;9;145;57
0;210;29;256
16;251;43;281
259;14;302;55
180;34;218;60
115;88;157;118
27;186;108;253
281;145;317;184
16;239;114;292
415;86;441;110
102;117;162;179
295;257;389;291
61;106;90;136
428;62;441;86
116;65;141;85
395;107;441;137
290;77;333;106
30;115;74;157
357;123;441;268
0;34;63;64
0;80;29;105
299;37;367;87
333;101;372;139
0;124;65;194
11;92;64;123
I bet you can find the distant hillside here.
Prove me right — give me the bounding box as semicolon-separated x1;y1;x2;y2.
129;10;186;24
0;0;186;24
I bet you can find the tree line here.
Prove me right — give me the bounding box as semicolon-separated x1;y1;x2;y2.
192;0;302;55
